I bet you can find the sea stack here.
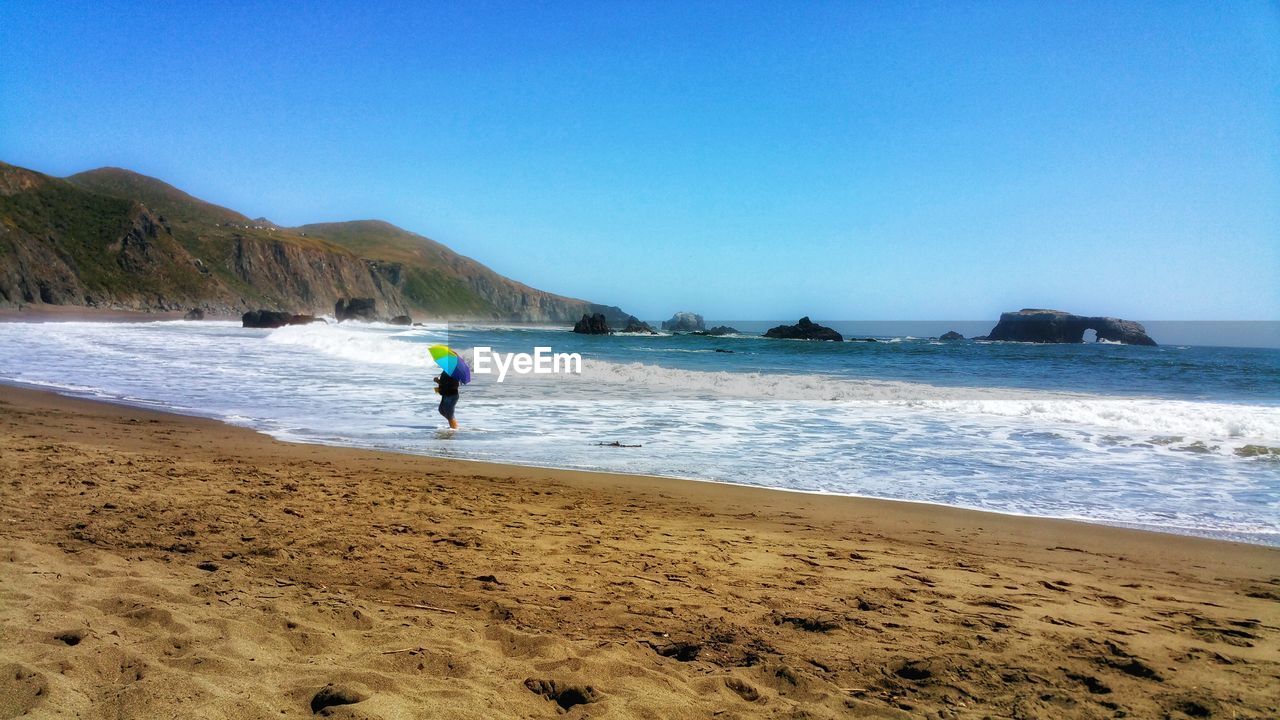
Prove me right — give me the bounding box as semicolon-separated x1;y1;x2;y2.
241;310;323;328
985;309;1156;346
763;317;843;341
621;316;658;334
661;312;705;332
573;313;612;334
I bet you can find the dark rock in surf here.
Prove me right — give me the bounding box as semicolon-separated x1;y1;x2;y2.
939;331;964;341
661;311;705;332
1236;444;1280;459
334;297;377;322
985;309;1156;346
621;316;657;334
764;317;843;341
242;310;322;328
573;313;612;335
691;325;739;336
388;314;412;326
847;337;878;342
183;308;205;321
242;310;291;328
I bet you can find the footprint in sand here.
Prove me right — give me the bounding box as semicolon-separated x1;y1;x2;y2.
724;677;760;702
0;663;48;718
310;683;367;714
52;629;85;646
524;678;600;710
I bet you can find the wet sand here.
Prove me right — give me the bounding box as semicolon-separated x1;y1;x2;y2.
0;384;1276;718
0;306;195;323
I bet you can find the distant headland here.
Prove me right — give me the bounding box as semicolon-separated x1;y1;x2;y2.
0;161;630;325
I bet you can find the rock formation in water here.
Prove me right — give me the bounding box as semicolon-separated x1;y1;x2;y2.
621;316;657;334
985;309;1156;346
690;326;739;336
939;331;964;341
335;298;378;322
241;310;323;328
573;313;612;335
764;317;843;341
661;312;705;332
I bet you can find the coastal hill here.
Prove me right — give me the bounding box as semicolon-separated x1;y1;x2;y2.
0;162;629;322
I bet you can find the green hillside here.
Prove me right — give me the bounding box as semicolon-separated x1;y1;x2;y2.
0;163;217;307
65;168;363;306
0;162;628;322
297;220;615;320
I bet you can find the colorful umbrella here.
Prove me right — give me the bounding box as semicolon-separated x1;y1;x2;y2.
429;344;471;384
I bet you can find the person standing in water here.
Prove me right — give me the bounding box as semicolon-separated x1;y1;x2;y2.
434;370;460;429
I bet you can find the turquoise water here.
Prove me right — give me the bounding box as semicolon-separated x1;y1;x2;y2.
1;319;1277;544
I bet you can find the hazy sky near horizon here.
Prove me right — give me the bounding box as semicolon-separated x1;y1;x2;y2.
2;1;1276;320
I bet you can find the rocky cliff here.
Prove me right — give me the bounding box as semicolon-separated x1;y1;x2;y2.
225;235;411;317
0;165;214;309
0;162;629;322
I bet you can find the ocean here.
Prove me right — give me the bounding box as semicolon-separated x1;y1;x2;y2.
1;319;1277;545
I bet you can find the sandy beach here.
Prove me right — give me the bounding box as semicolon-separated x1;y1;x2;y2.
0;307;197;324
0;384;1276;719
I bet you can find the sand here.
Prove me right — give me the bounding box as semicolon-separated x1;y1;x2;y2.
0;307;196;323
0;384;1276;719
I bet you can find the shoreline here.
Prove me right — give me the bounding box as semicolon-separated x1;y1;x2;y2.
6;377;1275;548
6;382;1279;563
238;434;1280;549
0;305;201;323
1;383;1277;717
0;305;584;327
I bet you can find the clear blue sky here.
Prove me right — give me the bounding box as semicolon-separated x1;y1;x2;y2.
2;1;1276;320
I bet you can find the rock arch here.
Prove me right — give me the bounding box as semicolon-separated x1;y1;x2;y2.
984;309;1156;346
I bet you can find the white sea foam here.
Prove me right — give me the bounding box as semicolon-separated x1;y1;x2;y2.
249;324;1280;451
263;323;444;368
559;359;1280;449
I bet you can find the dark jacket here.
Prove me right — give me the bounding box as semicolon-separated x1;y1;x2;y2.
435;372;460;396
